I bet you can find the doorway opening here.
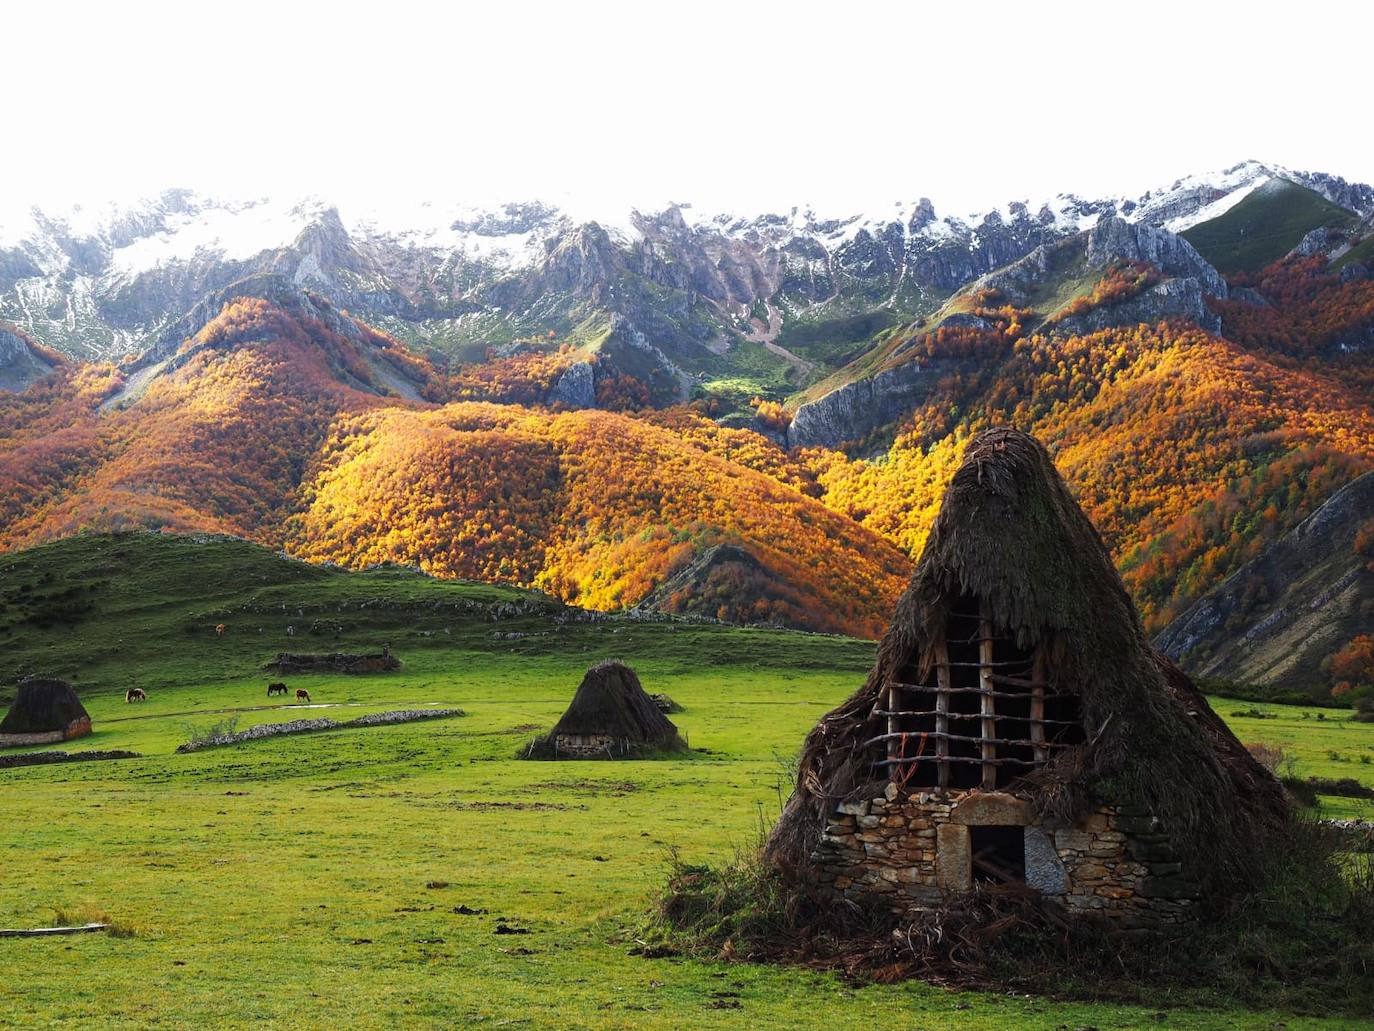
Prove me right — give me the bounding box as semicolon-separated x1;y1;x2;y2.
969;825;1026;885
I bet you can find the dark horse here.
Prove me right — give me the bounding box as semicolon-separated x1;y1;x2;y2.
126;688;146;703
296;689;312;703
267;682;289;697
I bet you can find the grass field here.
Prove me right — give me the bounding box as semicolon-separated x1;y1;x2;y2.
1;533;1371;1028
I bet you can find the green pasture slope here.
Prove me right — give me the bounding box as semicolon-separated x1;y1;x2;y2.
0;533;1370;1029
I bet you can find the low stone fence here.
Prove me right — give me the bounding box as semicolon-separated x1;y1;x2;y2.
0;749;141;770
176;709;464;752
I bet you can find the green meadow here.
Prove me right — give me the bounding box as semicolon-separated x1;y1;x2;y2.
0;534;1370;1029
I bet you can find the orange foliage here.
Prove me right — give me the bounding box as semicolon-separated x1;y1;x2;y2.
1330;635;1374;687
1052;261;1161;321
637;407;819;497
804;321;1374;630
593;368;651;411
1213;256;1374;357
287;404;909;636
446;350;576;405
750;397;792;431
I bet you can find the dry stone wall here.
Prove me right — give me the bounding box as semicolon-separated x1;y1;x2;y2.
810;787;1198;926
0;717;91;750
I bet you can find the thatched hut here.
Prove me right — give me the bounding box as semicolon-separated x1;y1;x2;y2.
523;661;686;759
766;429;1287;926
0;677;92;748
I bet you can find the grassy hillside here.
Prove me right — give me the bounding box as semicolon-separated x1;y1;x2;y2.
0;298;910;638
0;533;1370;1027
1182;178;1358;275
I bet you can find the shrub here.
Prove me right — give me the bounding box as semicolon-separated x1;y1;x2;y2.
181;715;240;748
652;817;1374;1016
1246;740;1293;776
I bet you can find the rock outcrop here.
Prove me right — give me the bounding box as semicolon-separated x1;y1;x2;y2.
787;357;952;450
548;361;595;408
1156;471;1374;692
0;323;60;392
1085;217;1228;298
1054;277;1223;335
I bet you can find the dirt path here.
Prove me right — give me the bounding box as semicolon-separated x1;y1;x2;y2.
743;302;816;381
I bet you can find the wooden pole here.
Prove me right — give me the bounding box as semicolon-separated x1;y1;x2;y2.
0;923;108;938
886;678;899;771
1031;649;1047;764
979;615;996;789
935;635;950;790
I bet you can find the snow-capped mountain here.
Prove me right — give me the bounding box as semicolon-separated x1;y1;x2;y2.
0;161;1369;367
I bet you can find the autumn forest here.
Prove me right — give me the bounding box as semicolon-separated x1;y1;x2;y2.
1;250;1372;689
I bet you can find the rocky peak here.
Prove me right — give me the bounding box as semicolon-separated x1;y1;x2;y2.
1086;217;1227;297
0;322;60;392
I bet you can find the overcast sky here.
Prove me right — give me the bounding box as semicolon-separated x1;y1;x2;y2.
8;0;1371;219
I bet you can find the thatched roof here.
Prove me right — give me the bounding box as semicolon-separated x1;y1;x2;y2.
766;427;1288;900
523;661;685;758
0;677;90;735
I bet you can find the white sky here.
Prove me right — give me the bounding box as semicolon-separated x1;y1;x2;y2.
5;0;1372;221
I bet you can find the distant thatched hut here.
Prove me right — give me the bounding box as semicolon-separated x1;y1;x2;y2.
766;429;1287;927
523;661;686;759
0;677;92;748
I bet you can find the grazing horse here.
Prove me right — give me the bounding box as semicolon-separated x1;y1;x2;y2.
126;688;146;703
215;623;227;637
296;689;312;703
267;682;289;697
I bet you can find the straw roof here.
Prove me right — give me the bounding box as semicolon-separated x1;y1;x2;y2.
0;677;90;736
523;661;685;758
766;428;1288;899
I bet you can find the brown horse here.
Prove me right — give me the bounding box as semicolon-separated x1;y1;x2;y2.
296;689;312;703
267;682;289;697
126;688;146;703
215;623;227;637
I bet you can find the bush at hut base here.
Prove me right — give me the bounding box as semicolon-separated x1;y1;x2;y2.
651;816;1374;1017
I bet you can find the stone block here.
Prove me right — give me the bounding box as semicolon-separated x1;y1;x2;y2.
1079;812;1110;833
836;800;869;817
950;791;1032;826
1054;829;1093;852
1024;826;1068;896
1073;861;1108;880
884;781;900;802
1095;886;1134;900
936;823;972;892
856;815;882;829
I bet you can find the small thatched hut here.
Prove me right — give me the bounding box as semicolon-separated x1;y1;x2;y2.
766;429;1287;926
523;661;686;759
0;677;92;748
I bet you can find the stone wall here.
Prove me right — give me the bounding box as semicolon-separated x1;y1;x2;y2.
810;786;1198;926
553;733;615;758
0;717;91;750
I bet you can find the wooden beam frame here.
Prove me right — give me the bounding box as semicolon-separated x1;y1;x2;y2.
934;634;950;790
979;614;996;789
1031;648;1048;764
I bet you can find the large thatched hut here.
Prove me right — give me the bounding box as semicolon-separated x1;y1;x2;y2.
0;677;92;748
766;429;1287;926
523;661;686;759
